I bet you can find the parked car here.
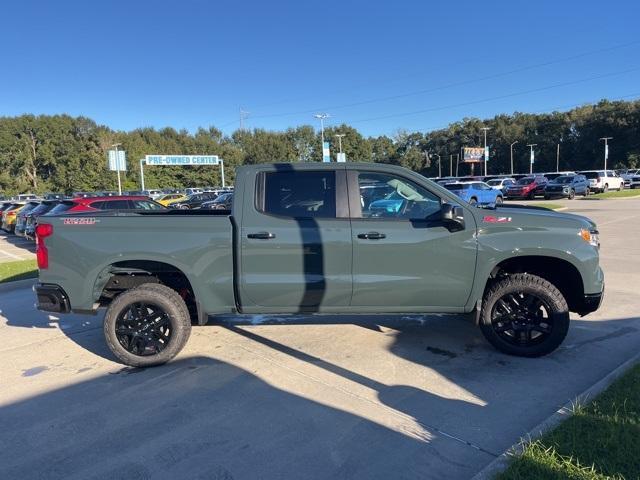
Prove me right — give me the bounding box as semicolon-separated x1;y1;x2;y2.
43;193;65;200
46;196;166;215
505;176;548;199
157;193;187;206
1;202;26;232
169;192;218;209
14;194;39;201
35;162;604;368
543;171;575;182
443;182;503;206
620;169;640;188
142;189;163;200
201;193;233;210
544;175;590;199
15;200;42;236
24;200;60;239
579;170;624;193
0;201;15;214
486;178;516;195
185;188;204;196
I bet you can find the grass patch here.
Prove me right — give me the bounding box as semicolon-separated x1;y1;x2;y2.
497;364;640;480
583;189;640;200
529;203;565;210
0;259;37;284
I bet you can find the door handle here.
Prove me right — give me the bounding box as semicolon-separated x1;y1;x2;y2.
247;232;276;240
357;232;386;240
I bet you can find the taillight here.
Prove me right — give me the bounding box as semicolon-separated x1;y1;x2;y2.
35;224;53;269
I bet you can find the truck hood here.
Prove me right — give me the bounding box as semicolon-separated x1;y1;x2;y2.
488;205;597;229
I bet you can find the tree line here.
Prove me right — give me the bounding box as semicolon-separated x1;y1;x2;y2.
1;98;639;195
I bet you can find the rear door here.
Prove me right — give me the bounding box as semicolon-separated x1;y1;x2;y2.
239;167;352;311
348;168;477;309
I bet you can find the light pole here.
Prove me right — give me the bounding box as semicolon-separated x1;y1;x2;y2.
334;134;345;153
432;153;441;177
449;154;453;177
556;143;561;172
599;137;613;170
313;113;330;162
510;141;518;175
481;127;491;176
527;144;537;174
111;143;122;195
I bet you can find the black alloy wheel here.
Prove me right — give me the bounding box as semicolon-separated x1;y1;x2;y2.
490;291;553;347
115;302;172;356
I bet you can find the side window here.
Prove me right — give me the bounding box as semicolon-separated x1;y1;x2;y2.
131;200;163;210
89;201;104;210
103;200;130;210
357;172;441;220
261;171;336;218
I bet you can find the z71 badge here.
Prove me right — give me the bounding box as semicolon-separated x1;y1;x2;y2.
63;217;98;225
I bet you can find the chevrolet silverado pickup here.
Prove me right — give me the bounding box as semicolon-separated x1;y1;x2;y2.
34;162;604;367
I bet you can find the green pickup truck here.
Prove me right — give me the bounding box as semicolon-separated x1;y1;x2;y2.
35;163;604;367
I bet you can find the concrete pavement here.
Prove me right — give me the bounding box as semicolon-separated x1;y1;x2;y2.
0;198;639;479
0;231;35;263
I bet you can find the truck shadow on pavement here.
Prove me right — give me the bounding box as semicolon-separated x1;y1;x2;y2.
0;355;491;480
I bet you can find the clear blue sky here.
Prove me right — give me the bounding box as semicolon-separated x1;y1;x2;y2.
1;0;639;137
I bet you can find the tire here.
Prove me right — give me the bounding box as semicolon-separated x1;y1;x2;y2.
618;183;623;192
469;197;478;206
603;184;609;193
528;191;535;200
585;188;590;196
104;283;192;367
495;196;503;205
479;273;569;357
179;205;190;210
544;195;550;200
568;189;575;200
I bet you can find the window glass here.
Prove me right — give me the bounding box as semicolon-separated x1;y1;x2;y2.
262;171;336;218
100;200;129;210
357;172;440;220
131;200;164;210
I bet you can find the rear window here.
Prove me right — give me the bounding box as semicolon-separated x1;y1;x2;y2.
47;202;75;214
517;178;534;185
445;184;470;190
582;172;600;179
260;171;336;218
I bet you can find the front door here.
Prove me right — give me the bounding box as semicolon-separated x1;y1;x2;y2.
348;169;477;309
239;167;352;312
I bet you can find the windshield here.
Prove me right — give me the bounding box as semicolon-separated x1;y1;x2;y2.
517;178;534;185
47;202;75;214
487;180;502;186
552;176;574;184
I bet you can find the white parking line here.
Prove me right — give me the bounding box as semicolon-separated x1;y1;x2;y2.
0;249;23;260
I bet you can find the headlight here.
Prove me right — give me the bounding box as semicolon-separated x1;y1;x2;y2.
579;228;600;248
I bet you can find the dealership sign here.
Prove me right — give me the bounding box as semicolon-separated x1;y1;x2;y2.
463;147;484;163
145;155;220;166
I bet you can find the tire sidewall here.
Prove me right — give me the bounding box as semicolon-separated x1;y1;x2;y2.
480;275;569;357
104;284;191;367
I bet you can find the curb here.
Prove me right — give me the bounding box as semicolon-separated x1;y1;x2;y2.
0;278;37;293
471;350;640;480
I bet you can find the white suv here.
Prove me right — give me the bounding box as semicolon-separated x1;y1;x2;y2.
580;170;624;193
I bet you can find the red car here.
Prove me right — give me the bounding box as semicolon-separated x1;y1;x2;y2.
46;196;166;214
505;175;548;199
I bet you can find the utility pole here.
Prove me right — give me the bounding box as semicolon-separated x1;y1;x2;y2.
556;143;561;172
599;137;613;170
510;141;518;175
481;127;491;176
449;154;453;177
313;113;330;162
334;134;345;153
527;144;537;175
239;108;250;131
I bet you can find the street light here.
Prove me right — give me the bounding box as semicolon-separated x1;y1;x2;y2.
111;143;123;195
334;134;346;153
432;153;442;177
481;127;491;176
527;144;537;175
599;137;613;170
313;113;330;161
510;141;518;175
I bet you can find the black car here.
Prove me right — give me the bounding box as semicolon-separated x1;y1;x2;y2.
201;193;233;210
170;192;218;209
24;200;60;239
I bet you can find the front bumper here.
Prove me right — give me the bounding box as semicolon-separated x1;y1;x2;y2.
35;283;71;313
575;284;605;316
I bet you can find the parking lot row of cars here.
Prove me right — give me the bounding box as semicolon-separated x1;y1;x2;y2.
432;169;632;203
0;187;235;239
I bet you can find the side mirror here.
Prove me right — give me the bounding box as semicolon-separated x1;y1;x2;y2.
440;203;465;232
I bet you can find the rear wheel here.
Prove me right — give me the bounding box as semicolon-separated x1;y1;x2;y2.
585;187;590;196
104;284;192;367
618;183;623;192
479;274;569;357
603;184;609;193
528;191;535;200
568;189;575;200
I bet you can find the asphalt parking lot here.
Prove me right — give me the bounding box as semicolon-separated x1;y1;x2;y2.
1;197;639;480
0;231;35;263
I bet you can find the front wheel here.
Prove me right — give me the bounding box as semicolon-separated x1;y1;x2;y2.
568;189;575;200
585;187;590;196
603;184;609;193
479;274;569;357
495;196;503;205
104;284;192;367
469;197;478;206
